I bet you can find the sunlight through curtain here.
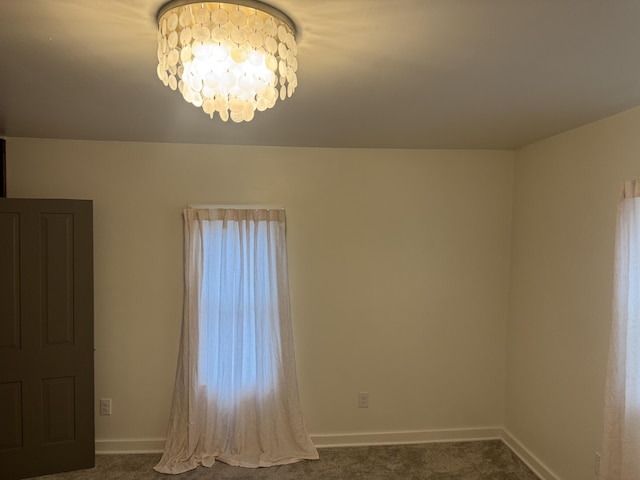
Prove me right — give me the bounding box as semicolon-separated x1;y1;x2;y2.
155;208;318;474
600;179;640;480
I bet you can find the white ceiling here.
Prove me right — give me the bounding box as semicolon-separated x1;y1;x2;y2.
2;0;640;150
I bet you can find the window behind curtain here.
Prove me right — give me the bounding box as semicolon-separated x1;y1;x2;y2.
198;215;279;402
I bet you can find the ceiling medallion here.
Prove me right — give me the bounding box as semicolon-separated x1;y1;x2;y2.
156;0;298;123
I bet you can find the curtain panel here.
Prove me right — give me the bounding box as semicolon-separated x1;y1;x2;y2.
600;179;640;479
155;208;318;474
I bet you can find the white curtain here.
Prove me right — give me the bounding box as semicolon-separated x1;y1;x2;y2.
155;208;318;474
600;179;640;480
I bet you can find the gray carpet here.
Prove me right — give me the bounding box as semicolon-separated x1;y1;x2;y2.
29;440;539;479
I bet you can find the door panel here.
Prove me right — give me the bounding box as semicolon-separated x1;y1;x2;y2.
40;213;75;346
0;199;94;479
0;212;20;349
42;377;75;444
0;381;22;450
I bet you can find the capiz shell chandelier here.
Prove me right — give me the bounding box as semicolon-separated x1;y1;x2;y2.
156;0;298;123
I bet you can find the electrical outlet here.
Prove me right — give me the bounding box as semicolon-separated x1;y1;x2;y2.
358;392;369;408
594;452;601;476
100;398;112;416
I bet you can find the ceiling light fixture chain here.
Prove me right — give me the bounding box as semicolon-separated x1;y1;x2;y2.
156;0;298;123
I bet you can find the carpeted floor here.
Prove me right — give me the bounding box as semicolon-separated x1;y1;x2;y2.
29;440;539;479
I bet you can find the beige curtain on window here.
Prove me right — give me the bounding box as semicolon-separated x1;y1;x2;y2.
154;208;318;474
600;179;640;480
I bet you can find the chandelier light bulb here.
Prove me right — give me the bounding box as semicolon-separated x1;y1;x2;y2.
156;0;298;123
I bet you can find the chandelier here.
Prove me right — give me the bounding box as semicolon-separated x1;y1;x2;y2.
156;0;298;123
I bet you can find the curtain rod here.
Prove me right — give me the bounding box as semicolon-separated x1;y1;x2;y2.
188;204;285;210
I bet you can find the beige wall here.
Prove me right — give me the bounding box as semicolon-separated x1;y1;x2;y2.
7;139;514;445
507;106;640;479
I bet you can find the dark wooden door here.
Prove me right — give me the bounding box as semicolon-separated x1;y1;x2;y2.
0;199;94;479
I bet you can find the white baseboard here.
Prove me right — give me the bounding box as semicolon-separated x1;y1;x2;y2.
501;429;561;480
95;438;165;454
310;427;503;448
95;427;502;454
